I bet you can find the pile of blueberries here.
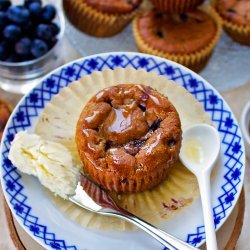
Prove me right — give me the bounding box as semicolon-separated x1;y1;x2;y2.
0;0;60;63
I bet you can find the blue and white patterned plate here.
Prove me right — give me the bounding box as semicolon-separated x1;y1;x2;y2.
0;52;245;250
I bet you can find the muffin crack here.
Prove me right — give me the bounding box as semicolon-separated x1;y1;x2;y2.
149;118;161;132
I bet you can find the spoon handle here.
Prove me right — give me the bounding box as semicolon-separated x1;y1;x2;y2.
198;173;218;250
102;208;198;250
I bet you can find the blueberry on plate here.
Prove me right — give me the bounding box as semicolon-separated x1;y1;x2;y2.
50;22;60;36
0;0;11;12
0;11;9;31
31;39;48;58
15;37;32;56
3;24;22;41
7;6;30;24
36;23;53;41
29;2;42;16
24;0;42;8
41;4;56;22
0;41;10;61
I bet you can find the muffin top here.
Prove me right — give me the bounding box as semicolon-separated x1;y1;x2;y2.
76;84;182;191
136;9;217;54
84;0;142;14
216;0;250;26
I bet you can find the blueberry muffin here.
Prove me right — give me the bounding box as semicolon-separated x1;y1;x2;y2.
133;5;222;72
63;0;142;37
149;0;205;13
214;0;250;45
0;99;11;141
75;84;182;193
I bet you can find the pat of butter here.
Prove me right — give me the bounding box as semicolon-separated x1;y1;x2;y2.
8;131;80;199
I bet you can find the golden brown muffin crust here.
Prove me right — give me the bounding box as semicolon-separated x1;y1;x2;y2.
149;0;205;13
84;0;142;14
76;84;182;193
137;9;217;54
216;0;250;26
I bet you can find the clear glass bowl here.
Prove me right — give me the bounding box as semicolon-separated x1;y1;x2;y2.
0;6;65;94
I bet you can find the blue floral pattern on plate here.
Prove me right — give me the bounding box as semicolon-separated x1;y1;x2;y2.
0;53;245;250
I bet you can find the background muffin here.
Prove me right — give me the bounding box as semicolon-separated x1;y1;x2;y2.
63;0;142;37
213;0;250;45
149;0;205;13
0;99;11;141
75;84;182;193
133;5;222;72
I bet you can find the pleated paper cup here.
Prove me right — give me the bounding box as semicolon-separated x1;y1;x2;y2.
35;67;212;231
211;0;250;45
63;0;141;37
133;4;222;72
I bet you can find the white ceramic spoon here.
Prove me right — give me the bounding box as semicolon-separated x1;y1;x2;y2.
180;124;220;250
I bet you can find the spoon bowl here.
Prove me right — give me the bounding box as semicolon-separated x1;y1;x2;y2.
180;124;221;174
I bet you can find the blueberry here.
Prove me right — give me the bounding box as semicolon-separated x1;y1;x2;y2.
31;39;48;58
36;23;53;41
20;54;34;62
15;37;32;56
0;41;10;60
3;24;22;41
50;22;60;36
24;0;41;8
0;0;11;12
29;2;42;16
0;11;9;31
42;4;56;22
6;53;20;62
7;6;30;24
21;21;35;36
47;37;57;49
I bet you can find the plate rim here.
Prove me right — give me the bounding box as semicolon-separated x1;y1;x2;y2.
0;51;246;250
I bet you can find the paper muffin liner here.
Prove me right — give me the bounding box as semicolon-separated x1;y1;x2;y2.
35;67;212;231
133;4;222;72
149;0;205;13
211;0;250;45
63;0;141;37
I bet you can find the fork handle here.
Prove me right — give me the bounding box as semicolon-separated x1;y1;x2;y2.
102;209;198;250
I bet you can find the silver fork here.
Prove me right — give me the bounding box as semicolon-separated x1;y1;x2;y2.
68;175;199;250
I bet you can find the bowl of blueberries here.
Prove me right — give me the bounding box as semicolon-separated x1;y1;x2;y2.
0;0;65;93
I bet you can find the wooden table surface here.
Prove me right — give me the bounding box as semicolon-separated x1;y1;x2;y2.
0;35;249;249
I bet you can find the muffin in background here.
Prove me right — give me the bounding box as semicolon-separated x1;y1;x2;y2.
63;0;142;37
0;99;11;141
133;5;222;72
149;0;205;13
213;0;250;45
